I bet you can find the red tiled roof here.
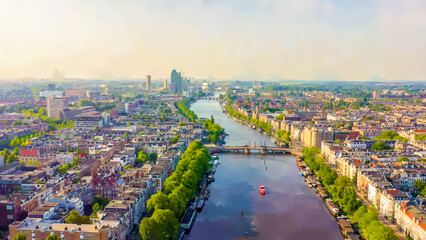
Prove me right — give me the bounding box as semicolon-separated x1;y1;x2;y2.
414;129;426;133
20;149;39;157
386;189;399;194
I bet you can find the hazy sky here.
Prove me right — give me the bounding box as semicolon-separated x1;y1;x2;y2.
0;0;425;81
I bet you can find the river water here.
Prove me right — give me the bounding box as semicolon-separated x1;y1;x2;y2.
187;100;342;240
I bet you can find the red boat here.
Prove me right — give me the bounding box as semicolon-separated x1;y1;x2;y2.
259;185;266;195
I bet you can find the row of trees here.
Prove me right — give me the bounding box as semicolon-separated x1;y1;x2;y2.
139;141;211;240
176;100;197;122
301;147;397;240
176;100;224;144
22;107;74;131
226;105;272;134
0;130;45;150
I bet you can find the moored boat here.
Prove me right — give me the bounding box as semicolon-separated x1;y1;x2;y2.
325;199;340;216
196;198;205;210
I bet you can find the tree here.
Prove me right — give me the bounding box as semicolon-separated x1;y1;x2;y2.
72;177;81;184
13;234;26;240
92;203;100;216
149;151;158;163
91;195;110;210
398;156;409;163
58;164;69;174
334;139;342;143
147;191;169;213
348;122;353;130
46;234;59;240
414;180;426;193
93;126;100;132
371;141;391;151
72;156;80;166
139;217;165;240
151;209;179;239
171;135;180;144
136;149;149;164
64;210;91;224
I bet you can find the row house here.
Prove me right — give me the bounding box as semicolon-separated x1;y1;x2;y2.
0;173;31;194
395;202;426;240
336;157;366;180
0;199;26;228
321;141;343;165
379;189;409;218
357;170;385;198
367;177;393;208
392;169;426;190
9;220;119;240
92;173;125;199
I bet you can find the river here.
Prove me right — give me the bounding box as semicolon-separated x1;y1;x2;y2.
187;100;342;240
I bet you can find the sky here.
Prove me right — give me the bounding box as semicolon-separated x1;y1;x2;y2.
0;0;425;82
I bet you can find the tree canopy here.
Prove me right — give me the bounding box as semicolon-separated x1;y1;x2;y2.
141;141;211;239
371;141;392;151
64;210;91;225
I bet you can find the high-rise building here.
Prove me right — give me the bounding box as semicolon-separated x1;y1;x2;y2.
47;84;55;90
146;75;151;92
47;97;67;119
170;69;182;94
372;90;380;100
163;79;168;90
302;126;333;148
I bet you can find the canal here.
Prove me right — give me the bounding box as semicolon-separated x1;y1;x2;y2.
187;100;342;240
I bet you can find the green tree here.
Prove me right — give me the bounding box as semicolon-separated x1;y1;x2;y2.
46;234;59;240
13;234;26;240
149;151;158;163
147;191;169;213
414;180;426;193
91;195;110;210
139;217;164;240
371;141;391;151
92;203;100;215
398;156;409;162
151;209;180;239
136;149;149;164
93;126;100;132
64;210;91;224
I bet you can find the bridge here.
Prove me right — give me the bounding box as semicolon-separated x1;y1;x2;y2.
196;96;218;100
206;145;301;156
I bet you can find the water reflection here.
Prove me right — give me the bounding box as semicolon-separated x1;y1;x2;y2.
187;100;342;240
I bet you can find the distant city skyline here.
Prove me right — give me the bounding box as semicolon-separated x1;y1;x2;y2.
0;0;426;82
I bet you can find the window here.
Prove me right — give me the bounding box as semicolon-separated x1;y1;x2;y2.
6;205;13;210
7;215;13;220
